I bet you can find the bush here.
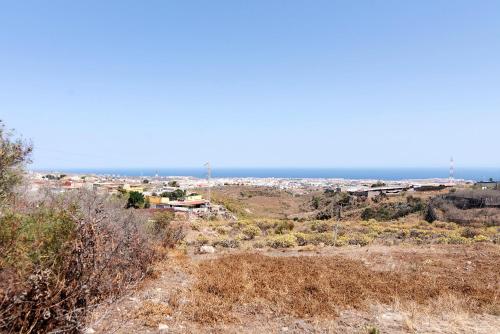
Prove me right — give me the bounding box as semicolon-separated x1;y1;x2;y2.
127;191;145;208
242;225;261;240
307;232;334;246
212;237;240;248
214;225;230;235
294;232;309;246
274;221;294;234
347;234;372;246
162;221;188;248
253;241;265;248
473;235;489;242
447;235;470;244
311;221;331;233
425;205;438;223
256;220;274;233
461;227;480;238
151;211;175;233
0;190;156;333
194;234;210;246
150;211;186;248
265;234;297;248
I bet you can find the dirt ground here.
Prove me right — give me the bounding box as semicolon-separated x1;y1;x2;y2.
87;244;500;334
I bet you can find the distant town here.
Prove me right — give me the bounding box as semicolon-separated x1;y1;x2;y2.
27;170;486;215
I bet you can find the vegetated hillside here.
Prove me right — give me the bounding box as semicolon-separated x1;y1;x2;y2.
310;189;431;222
197;186;314;219
429;189;500;226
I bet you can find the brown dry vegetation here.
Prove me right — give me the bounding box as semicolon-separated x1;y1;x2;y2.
198;186;313;219
187;248;500;324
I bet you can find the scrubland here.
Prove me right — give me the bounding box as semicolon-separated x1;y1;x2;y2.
83;186;499;334
2;181;500;333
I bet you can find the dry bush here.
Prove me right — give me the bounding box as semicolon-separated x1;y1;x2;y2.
162;221;188;248
431;191;500;226
0;190;157;333
187;251;500;324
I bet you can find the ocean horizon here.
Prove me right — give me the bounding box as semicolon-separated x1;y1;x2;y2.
32;167;500;181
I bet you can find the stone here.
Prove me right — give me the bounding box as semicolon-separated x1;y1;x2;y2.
199;245;216;254
158;323;169;333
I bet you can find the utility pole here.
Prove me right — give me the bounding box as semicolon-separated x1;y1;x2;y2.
204;162;211;206
449;156;454;184
333;204;342;247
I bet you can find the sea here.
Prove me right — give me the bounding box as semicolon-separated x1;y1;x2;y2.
34;167;500;182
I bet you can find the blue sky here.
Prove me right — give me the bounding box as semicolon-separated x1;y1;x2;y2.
1;0;499;169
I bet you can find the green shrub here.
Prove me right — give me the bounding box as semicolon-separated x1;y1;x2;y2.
0;209;76;271
274;220;294;234
447;235;470;244
0;191;156;333
307;232;334;246
212;237;240;248
194;234;210;246
335;235;349;247
473;235;489;243
242;225;261;240
294;232;309;246
265;234;297;248
215;225;230;235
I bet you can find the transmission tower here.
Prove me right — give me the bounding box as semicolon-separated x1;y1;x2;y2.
449;156;454;183
204;162;211;205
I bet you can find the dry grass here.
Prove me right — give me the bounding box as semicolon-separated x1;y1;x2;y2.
134;301;172;327
186;248;500;324
198;186;312;219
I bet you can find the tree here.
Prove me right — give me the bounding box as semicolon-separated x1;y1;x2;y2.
424;204;437;223
168;180;179;187
0;120;32;204
126;191;145;208
160;189;186;200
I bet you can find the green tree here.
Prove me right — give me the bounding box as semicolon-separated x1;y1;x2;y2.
168;180;179;187
160;189;186;200
0;120;32;204
126;191;145;208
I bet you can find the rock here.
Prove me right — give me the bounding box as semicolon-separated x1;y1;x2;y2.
84;328;96;334
281;327;289;332
199;245;216;254
158;323;169;333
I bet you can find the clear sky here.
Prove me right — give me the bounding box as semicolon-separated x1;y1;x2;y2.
1;0;499;169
